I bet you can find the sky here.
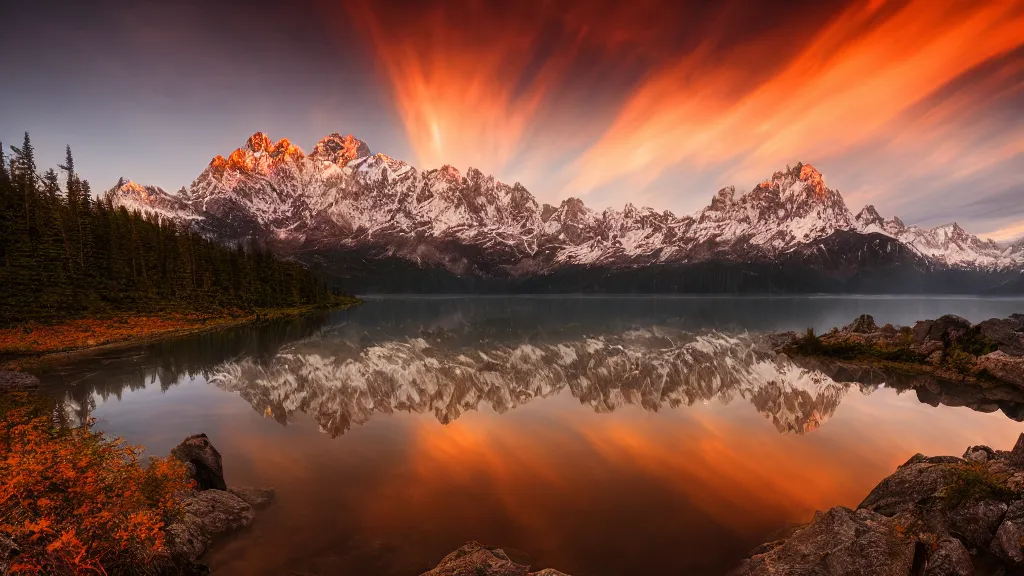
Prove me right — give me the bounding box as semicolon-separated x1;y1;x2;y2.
2;0;1022;240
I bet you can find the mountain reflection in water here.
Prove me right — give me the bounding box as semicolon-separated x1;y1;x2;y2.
36;297;1024;576
208;329;850;437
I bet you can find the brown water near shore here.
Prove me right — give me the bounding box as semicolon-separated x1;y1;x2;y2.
35;296;1024;575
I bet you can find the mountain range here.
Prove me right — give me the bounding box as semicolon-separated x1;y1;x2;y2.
110;132;1024;293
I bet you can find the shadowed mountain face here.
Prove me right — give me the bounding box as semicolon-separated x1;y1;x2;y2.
109;134;1024;294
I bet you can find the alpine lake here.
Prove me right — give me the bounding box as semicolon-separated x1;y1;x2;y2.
34;296;1024;575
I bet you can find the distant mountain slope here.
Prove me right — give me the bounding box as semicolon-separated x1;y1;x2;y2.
109;132;1023;293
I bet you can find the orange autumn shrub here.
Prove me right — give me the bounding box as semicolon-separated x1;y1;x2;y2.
0;393;194;575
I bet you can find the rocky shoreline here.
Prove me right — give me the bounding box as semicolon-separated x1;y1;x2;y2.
731;434;1024;575
779;313;1024;389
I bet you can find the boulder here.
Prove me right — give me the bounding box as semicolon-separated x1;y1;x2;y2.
915;320;936;343
421;542;570;576
729;507;916;576
913;340;945;357
977;352;1024;388
976;318;1024;356
0;370;39;391
990;500;1024;565
845;314;879;334
1011;433;1024;469
931;315;972;340
948;499;1007;551
923;536;973;576
229;486;276;509
859;454;962;518
916;315;971;343
964;445;995;463
166;489;255;563
171;433;227;491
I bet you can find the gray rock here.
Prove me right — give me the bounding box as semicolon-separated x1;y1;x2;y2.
964;445;994;463
859;454;962;517
421;542;570;576
976;318;1024;356
171;433;227;491
913;341;945;357
930;315;972;341
915;320;936;343
948;499;1007;551
846;314;879;334
1011;433;1024;469
229;486;276;509
991;500;1024;565
166;489;255;562
977;352;1024;388
730;507;916;576
0;370;39;391
924;536;973;576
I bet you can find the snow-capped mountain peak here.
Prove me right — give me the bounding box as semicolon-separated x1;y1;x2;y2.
109;133;1023;277
310;133;371;165
854;206;1017;269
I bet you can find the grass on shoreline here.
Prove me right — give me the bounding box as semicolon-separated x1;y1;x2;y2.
0;296;360;369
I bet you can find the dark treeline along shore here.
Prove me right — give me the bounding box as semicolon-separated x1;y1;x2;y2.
0;133;343;325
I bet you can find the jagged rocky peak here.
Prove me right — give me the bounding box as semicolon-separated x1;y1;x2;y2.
310;133;370;165
856;205;885;228
554;197;592;222
246;132;273;152
435;164;463;181
709;186;736;211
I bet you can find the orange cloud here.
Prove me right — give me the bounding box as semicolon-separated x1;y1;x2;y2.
565;0;1024;199
344;1;584;178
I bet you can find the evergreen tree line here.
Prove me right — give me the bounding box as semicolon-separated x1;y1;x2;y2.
0;133;341;324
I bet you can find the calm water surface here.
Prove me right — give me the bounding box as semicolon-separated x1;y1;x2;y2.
38;296;1024;575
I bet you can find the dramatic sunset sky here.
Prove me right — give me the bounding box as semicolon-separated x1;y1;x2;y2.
3;0;1022;239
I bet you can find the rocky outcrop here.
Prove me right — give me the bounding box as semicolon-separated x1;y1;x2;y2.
976;351;1024;387
421;542;570;576
733;434;1024;575
786;314;1024;391
171;433;227;491
166;489;256;563
163;435;275;569
729;507;916;576
0;370;39;391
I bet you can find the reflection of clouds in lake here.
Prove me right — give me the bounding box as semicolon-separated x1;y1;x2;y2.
208;328;851;437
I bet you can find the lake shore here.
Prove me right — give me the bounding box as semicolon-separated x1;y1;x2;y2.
731;434;1024;575
777;312;1024;390
0;297;360;371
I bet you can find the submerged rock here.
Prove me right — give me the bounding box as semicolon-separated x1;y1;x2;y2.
166;489;256;562
730;506;916;576
0;370;39;391
421;542;570;576
171;433;227;491
229;486;276;508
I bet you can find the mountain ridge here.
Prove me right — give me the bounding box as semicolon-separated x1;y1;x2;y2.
108;131;1024;292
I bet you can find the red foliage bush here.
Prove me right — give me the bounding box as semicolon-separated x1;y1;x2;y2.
0;393;193;575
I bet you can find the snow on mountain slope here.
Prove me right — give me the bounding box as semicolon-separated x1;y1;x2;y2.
110;131;1022;273
855;204;1021;269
